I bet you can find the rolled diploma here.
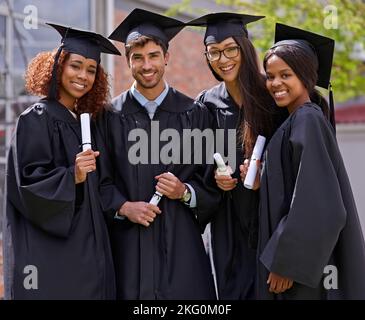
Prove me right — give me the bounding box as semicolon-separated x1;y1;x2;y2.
81;113;91;151
149;191;163;205
244;135;266;189
149;172;173;205
213;153;231;176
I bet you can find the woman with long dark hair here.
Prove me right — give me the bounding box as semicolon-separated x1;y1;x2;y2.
187;13;286;300
3;23;120;299
254;23;365;299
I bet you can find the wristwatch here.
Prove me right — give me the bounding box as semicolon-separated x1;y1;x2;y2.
180;184;192;204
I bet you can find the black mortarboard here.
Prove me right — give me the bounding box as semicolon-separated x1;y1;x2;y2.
108;8;185;47
46;23;121;100
272;23;336;130
186;12;265;45
273;23;334;89
47;23;121;63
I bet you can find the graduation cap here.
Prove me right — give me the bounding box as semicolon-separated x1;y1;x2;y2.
108;8;185;48
47;23;121;63
273;23;334;89
46;23;121;100
186;12;265;45
272;23;336;130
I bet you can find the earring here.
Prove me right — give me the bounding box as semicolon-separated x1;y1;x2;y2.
73;99;78;112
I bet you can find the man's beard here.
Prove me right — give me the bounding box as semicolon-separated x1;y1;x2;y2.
135;71;162;89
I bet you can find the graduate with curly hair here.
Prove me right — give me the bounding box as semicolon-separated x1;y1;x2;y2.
3;23;120;299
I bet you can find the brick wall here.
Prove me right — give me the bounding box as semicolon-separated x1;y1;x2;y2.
113;10;218;98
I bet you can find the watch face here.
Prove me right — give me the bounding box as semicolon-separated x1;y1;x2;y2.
183;191;191;202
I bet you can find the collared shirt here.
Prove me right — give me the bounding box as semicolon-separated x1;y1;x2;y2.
68;109;77;119
131;81;169;117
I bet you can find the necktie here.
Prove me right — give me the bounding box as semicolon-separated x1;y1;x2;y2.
144;101;158;120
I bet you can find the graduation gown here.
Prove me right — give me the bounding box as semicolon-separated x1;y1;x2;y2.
257;102;365;299
97;87;218;300
198;83;258;300
3;99;116;299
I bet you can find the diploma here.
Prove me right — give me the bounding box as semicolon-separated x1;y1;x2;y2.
149;191;163;206
244;135;266;189
80;113;91;151
213;153;231;176
149;172;173;205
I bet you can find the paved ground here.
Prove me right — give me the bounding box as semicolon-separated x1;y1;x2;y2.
0;238;3;299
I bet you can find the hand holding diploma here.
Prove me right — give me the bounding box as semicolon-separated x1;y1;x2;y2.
155;172;185;200
81;113;92;151
119;201;161;227
75;113;99;184
213;153;237;191
118;168;169;226
240;135;266;190
149;190;163;206
240;159;261;190
150;172;175;205
214;153;231;176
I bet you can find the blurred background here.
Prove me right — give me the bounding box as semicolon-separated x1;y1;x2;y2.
0;0;364;299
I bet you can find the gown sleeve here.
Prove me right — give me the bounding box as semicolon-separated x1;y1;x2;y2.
184;101;222;230
260;107;347;288
12;106;76;237
94;109;128;217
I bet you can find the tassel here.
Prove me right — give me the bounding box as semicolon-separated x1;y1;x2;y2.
329;82;336;133
47;45;63;100
48;27;69;100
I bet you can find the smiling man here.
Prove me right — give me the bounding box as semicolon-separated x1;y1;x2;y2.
97;8;220;300
127;39;167;98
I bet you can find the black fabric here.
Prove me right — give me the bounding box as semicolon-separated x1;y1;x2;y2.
109;8;185;47
47;23;121;62
186;12;264;45
257;102;365;299
198;82;259;300
3;99;116;299
96;88;220;300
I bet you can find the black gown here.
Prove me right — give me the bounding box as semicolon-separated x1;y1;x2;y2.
257;102;365;299
97;87;219;300
3;99;116;299
198;83;259;300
